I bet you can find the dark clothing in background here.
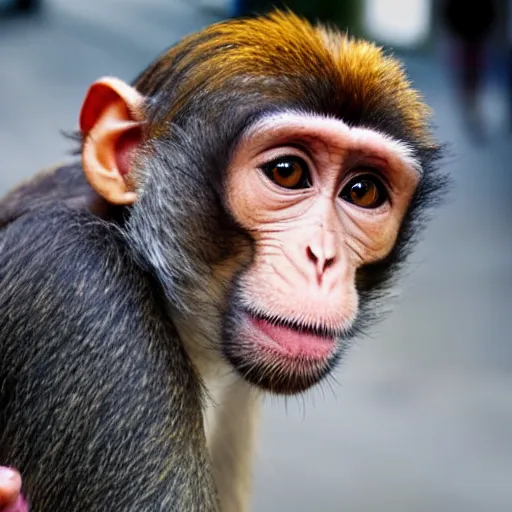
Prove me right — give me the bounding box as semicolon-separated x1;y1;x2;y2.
442;0;497;140
443;0;496;42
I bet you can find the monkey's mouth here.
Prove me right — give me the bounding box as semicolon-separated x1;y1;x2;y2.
223;308;342;394
246;311;336;360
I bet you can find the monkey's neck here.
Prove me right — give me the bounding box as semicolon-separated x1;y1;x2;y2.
172;312;261;512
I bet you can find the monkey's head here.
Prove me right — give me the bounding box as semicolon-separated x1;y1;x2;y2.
78;11;446;395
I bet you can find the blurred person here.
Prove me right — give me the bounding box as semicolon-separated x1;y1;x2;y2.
0;0;40;13
507;0;512;130
442;0;497;140
231;0;285;17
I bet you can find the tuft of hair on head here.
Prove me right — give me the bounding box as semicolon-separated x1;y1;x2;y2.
134;9;438;155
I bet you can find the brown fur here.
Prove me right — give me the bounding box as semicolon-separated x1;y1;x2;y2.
135;11;435;148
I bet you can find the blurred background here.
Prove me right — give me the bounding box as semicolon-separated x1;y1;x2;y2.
1;0;511;510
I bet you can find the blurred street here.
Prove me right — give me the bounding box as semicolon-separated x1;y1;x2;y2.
1;1;511;511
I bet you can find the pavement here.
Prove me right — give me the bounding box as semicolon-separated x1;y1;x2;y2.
0;2;511;511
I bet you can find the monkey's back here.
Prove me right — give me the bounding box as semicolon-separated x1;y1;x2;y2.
0;179;219;511
0;163;112;229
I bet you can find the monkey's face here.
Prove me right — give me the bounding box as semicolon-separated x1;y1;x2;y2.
220;112;421;395
79;12;446;396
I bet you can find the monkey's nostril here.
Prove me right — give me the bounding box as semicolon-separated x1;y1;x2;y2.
324;257;335;269
307;245;335;278
306;246;317;263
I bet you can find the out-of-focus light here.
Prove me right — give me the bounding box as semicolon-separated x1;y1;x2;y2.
364;0;431;47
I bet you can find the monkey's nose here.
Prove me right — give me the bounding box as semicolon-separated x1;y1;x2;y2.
306;241;336;283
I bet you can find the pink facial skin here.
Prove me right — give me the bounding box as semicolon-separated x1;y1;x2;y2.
0;468;28;512
228;114;420;325
224;113;421;390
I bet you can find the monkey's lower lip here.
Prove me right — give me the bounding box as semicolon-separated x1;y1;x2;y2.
247;315;335;359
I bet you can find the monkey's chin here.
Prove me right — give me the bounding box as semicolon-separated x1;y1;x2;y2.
223;311;340;395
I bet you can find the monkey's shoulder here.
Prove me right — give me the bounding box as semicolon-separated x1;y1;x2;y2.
0;201;183;378
0;202;144;317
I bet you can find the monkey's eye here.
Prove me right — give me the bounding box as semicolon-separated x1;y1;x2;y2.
261;156;311;189
340;174;388;209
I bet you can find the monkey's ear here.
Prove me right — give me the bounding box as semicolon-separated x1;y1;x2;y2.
80;77;145;205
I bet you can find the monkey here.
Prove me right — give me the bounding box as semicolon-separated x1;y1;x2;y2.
0;10;447;512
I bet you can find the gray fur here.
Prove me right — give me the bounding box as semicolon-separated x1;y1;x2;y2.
0;183;220;511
